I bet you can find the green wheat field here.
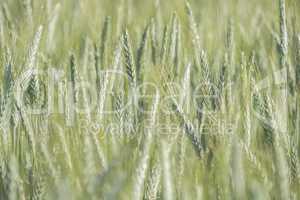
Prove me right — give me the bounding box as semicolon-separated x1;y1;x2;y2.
0;0;299;199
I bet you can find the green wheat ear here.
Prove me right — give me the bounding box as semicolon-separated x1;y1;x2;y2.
167;13;179;78
3;48;12;100
150;18;158;65
100;16;110;68
69;53;77;104
24;26;43;107
94;21;107;108
94;43;101;100
185;0;201;64
145;164;161;200
122;29;136;87
296;35;300;90
279;0;288;69
0;89;2;118
136;23;149;84
26;26;43;71
23;0;33;27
